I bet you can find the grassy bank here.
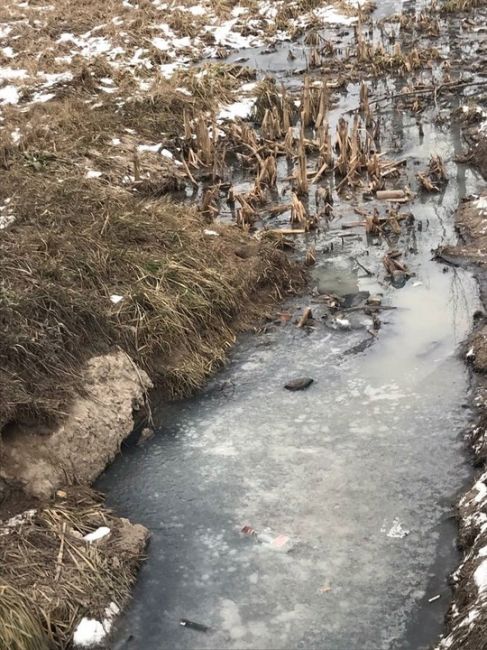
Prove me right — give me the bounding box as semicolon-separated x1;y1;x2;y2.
0;70;303;433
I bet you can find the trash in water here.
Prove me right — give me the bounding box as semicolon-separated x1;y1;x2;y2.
335;317;351;330
240;525;294;552
285;377;314;391
319;585;332;594
428;594;441;603
367;294;382;307
180;619;209;633
382;518;410;539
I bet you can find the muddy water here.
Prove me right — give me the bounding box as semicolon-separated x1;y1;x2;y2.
98;4;487;650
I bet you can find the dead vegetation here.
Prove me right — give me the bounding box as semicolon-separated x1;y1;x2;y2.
0;487;148;650
438;0;486;12
0;73;304;433
417;155;448;191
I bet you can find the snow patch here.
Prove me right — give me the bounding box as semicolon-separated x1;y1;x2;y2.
218;98;254;121
0;509;36;535
73;603;120;648
383;518;410;539
83;526;111;543
0;85;19;104
474;559;487;593
313;6;358;25
474;196;487;213
0;67;27;80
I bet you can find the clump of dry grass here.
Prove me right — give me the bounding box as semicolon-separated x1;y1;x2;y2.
0;488;146;649
417;154;448;191
0;170;302;430
0;41;304;435
173;62;256;108
439;0;485;11
0;586;49;650
355;26;441;74
0;76;304;432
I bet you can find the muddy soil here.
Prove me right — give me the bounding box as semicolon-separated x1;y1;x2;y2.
1;352;152;499
434;194;487;650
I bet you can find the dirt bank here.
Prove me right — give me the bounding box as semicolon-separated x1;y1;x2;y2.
435;194;487;650
1;351;152;499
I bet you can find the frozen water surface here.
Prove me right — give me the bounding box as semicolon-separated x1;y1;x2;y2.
98;1;486;648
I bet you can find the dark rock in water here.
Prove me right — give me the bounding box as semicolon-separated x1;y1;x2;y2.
341;291;370;308
391;270;407;288
285;377;314;391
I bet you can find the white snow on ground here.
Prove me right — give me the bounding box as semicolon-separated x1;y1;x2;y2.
83;526;111;543
0;213;15;229
436;467;487;647
0;66;26;80
0;509;36;535
0;84;19;104
474;196;487;215
205;19;264;49
313;6;357;25
0;0;365;111
42;71;74;87
58;32;113;58
85;170;103;179
218;97;255;121
473;477;487;504
73;603;120;648
474;559;487;594
137;143;163;153
0;197;15;230
73;619;107;647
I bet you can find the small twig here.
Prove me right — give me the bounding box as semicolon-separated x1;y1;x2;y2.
344;79;487;114
180;155;198;187
55;522;67;582
351;256;373;277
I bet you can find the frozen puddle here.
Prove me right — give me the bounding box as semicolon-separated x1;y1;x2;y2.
100;223;479;650
97;2;485;649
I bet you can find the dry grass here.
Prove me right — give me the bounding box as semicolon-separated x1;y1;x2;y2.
0;488;146;649
0;170;302;430
0;586;49;650
0;71;303;433
439;0;486;12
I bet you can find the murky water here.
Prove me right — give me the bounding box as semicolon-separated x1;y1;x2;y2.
98;3;487;649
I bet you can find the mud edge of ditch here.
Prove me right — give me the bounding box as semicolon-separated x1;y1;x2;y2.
435;180;487;650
